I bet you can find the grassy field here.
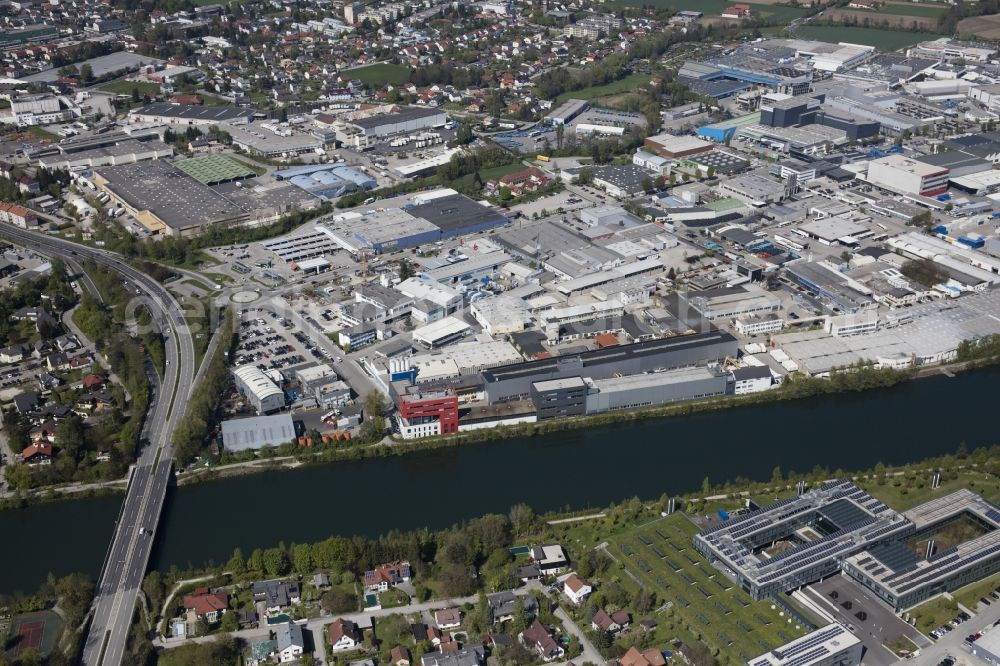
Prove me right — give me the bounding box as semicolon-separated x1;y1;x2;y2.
795;25;943;48
858;470;1000;512
99;80;161;96
347;63;411;88
450;161;525;191
24;126;57;141
554;72;653;103
955;571;1000;611
608;513;809;665
907;595;959;633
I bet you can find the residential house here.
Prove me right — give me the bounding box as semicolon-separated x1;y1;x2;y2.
435;608;462;629
421;646;484;666
21;441;52;465
518;620;564;662
364;560;411;592
28;419;56;444
45;352;70;372
720;3;752;18
411;623;429;641
313;572;330;589
328;618;362;651
529;544;569;575
82;374;106;390
391;645;412;666
562;574;592;605
12;391;39;414
0;343;29;363
619;646;667;666
252;579;301;614
182;588;229;623
276;622;305;663
591;609;631;635
485;167;550;197
487;591;538;624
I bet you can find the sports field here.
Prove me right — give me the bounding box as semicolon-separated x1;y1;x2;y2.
608;513;810;665
6;610;61;658
346;63;411;88
176;155;260;185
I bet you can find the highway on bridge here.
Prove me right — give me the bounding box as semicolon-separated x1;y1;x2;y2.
0;226;197;666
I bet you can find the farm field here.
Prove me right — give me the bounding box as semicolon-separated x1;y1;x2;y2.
877;2;947;18
608;513;810;665
957;13;1000;40
613;0;807;20
795;25;942;49
345;63;411;87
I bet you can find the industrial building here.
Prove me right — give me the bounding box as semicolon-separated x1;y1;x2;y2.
391;382;459;439
694;480;914;600
843;489;1000;609
93;160;249;237
128;103;254;127
482;330;738;403
348;106;448;140
233;365;285;414
545;99;589;126
407;193;509;239
220;414;296;451
644;134;714;159
277;163;376;200
37;134;174;170
747;623;862;666
321;208;441;254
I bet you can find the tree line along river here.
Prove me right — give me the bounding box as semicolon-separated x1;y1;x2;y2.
2;366;999;594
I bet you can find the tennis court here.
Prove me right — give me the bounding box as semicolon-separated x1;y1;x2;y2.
7;610;61;658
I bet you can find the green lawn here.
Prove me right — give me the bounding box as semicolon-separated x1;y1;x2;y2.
554;72;654;103
795;25;943;49
608;513;809;665
907;595;959;634
346;63;411;88
954;571;1000;611
99;80;161;96
858;471;1000;512
24;126;57;140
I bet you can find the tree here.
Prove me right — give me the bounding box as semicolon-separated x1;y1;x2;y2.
263;547;290;576
79;64;94;82
509;503;535;536
219;609;239;632
293;543;313;574
226;547;246;574
511;596;528;634
439;562;475;596
771;466;783;484
701;477;711;495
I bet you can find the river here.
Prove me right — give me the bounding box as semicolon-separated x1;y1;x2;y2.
2;367;997;594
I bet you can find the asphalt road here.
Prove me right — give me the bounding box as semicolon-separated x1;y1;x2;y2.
0;226;197;666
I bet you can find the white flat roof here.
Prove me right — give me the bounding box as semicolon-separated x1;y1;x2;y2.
412;316;471;344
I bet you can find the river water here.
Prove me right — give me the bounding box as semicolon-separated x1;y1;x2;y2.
3;368;997;594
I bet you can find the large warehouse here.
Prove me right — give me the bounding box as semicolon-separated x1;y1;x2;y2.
93;160;249;237
128;103;254;127
866;154;949;197
233;366;285;414
482;330;738;403
220;414;296;451
347;107;447;141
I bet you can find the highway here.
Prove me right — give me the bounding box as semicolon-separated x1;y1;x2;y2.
0;226;197;666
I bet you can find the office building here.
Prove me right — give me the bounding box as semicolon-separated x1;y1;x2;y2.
747;624;862;666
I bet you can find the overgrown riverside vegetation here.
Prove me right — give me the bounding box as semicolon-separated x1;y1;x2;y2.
120;443;1000;666
171;309;235;466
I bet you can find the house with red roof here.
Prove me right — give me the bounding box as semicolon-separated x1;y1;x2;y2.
519;620;564;661
182;587;229;623
21;441;53;465
562;574;592;605
328;618;362;651
364;560;411;592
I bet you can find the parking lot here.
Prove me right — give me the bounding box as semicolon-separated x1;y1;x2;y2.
800;574;928;666
234;307;343;375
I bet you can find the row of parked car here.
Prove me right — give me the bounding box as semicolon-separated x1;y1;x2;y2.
930;610;971;640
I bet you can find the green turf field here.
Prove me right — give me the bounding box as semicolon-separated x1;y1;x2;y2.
346;63;411;88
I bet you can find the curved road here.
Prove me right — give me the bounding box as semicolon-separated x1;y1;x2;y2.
0;226;196;666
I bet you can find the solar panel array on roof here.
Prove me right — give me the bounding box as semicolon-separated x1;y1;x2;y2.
816;498;873;532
